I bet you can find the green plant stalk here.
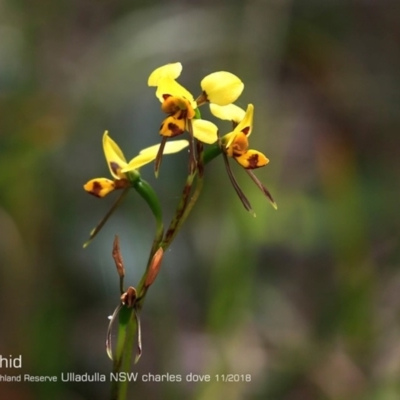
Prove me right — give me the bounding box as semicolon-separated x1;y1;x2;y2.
110;177;163;399
160;145;209;250
110;143;222;400
133;179;165;266
110;306;135;400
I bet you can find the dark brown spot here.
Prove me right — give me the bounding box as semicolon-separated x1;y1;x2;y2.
89;181;102;197
242;126;250;135
162;94;171;100
168;122;183;136
110;161;120;175
176;110;187;120
246;154;259;169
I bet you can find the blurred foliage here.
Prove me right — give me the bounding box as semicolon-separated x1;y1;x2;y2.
1;0;400;399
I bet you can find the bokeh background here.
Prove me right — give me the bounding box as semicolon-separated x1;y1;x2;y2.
1;0;400;399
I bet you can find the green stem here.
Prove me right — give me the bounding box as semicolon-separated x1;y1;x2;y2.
133;178;165;266
203;142;222;165
110;306;136;400
110;142;223;400
111;178;163;400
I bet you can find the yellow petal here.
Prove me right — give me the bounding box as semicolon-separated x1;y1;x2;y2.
148;63;182;86
121;153;157;173
84;178;115;198
156;77;196;109
200;71;244;106
139;140;189;156
235;104;254;137
235;150;269;169
192;119;218;144
209;103;245;123
103;131;128;179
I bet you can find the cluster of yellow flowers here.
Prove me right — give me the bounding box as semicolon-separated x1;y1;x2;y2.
84;62;273;210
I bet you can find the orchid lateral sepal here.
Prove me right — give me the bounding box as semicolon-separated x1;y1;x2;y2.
83;188;130;248
222;150;254;215
245;169;278;210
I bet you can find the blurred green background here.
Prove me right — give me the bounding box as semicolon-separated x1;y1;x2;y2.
1;0;400;399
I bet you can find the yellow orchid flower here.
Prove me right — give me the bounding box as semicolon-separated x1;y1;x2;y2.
217;104;277;211
148;63;244;175
84;131;189;197
150;68;217;143
222;104;269;169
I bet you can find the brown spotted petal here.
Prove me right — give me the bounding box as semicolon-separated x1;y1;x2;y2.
83;178;115;198
235;149;269;169
160;114;186;137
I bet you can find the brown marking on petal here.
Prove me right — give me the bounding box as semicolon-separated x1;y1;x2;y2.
89;181;103;197
246;153;260;169
162;94;171;100
110;161;120;175
175;109;187;120
242;126;250;135
168;122;184;136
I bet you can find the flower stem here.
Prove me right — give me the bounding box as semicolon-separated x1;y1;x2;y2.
110;142;222;400
110;306;136;400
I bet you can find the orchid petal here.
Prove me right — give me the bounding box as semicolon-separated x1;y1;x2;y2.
148;63;182;86
235;150;269;169
156;77;196;109
192;119;218;144
121;153;158;173
103;131;128;179
84;178;115;198
235;104;254;137
201;71;244;106
139;140;189;156
210;103;245;123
